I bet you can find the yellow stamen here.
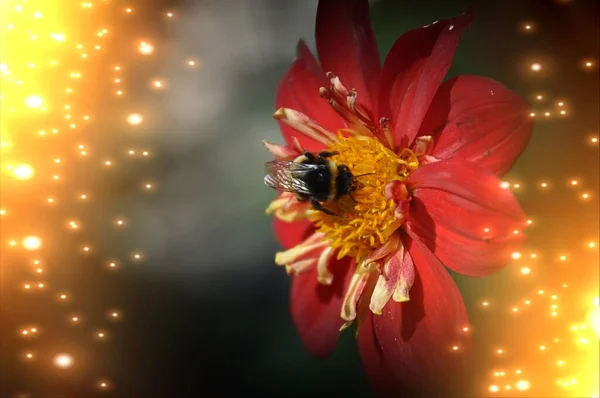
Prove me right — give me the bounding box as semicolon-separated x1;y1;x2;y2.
310;134;419;264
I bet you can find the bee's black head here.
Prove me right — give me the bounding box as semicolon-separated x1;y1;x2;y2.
335;164;356;199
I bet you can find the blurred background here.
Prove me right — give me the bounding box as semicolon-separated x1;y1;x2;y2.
0;0;598;397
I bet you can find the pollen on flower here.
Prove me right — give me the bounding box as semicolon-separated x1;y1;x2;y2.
309;134;419;263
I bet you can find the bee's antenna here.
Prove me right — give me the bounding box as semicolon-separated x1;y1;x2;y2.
354;172;375;179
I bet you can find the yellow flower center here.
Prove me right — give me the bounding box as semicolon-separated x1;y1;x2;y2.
309;133;419;264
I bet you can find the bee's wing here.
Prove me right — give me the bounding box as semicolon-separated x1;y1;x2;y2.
263;161;315;195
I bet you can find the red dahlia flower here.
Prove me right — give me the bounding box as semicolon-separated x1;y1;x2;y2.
263;0;532;395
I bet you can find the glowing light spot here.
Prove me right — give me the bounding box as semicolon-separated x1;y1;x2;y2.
50;33;66;41
581;192;590;200
151;79;165;90
13;164;34;180
25;95;43;108
127;113;143;125
515;380;531;391
22;236;42;251
500;181;510;189
98;380;111;390
497;348;504;354
489;385;500;393
139;41;154;55
530;63;542;71
520;266;531;275
559;255;567;261
53;354;74;368
587;305;600;338
511;252;522;260
540;182;548;188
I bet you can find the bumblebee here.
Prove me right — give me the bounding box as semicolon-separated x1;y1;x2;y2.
264;151;358;216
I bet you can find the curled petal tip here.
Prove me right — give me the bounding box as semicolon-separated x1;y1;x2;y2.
318;276;333;285
263;140;300;160
274;252;284;264
339;321;352;332
273;107;286;120
392;289;411;303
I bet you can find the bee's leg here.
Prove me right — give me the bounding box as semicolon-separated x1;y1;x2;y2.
310;198;340;217
317;151;339;159
302;152;317;162
294;193;310;202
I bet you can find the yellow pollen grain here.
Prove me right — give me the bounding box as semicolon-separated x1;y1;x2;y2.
310;134;418;264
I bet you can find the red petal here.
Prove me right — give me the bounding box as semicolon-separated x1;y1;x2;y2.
290;256;353;358
420;75;533;176
315;0;381;115
358;234;472;397
378;13;472;149
355;314;396;396
276;41;344;152
273;217;313;250
407;159;526;277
